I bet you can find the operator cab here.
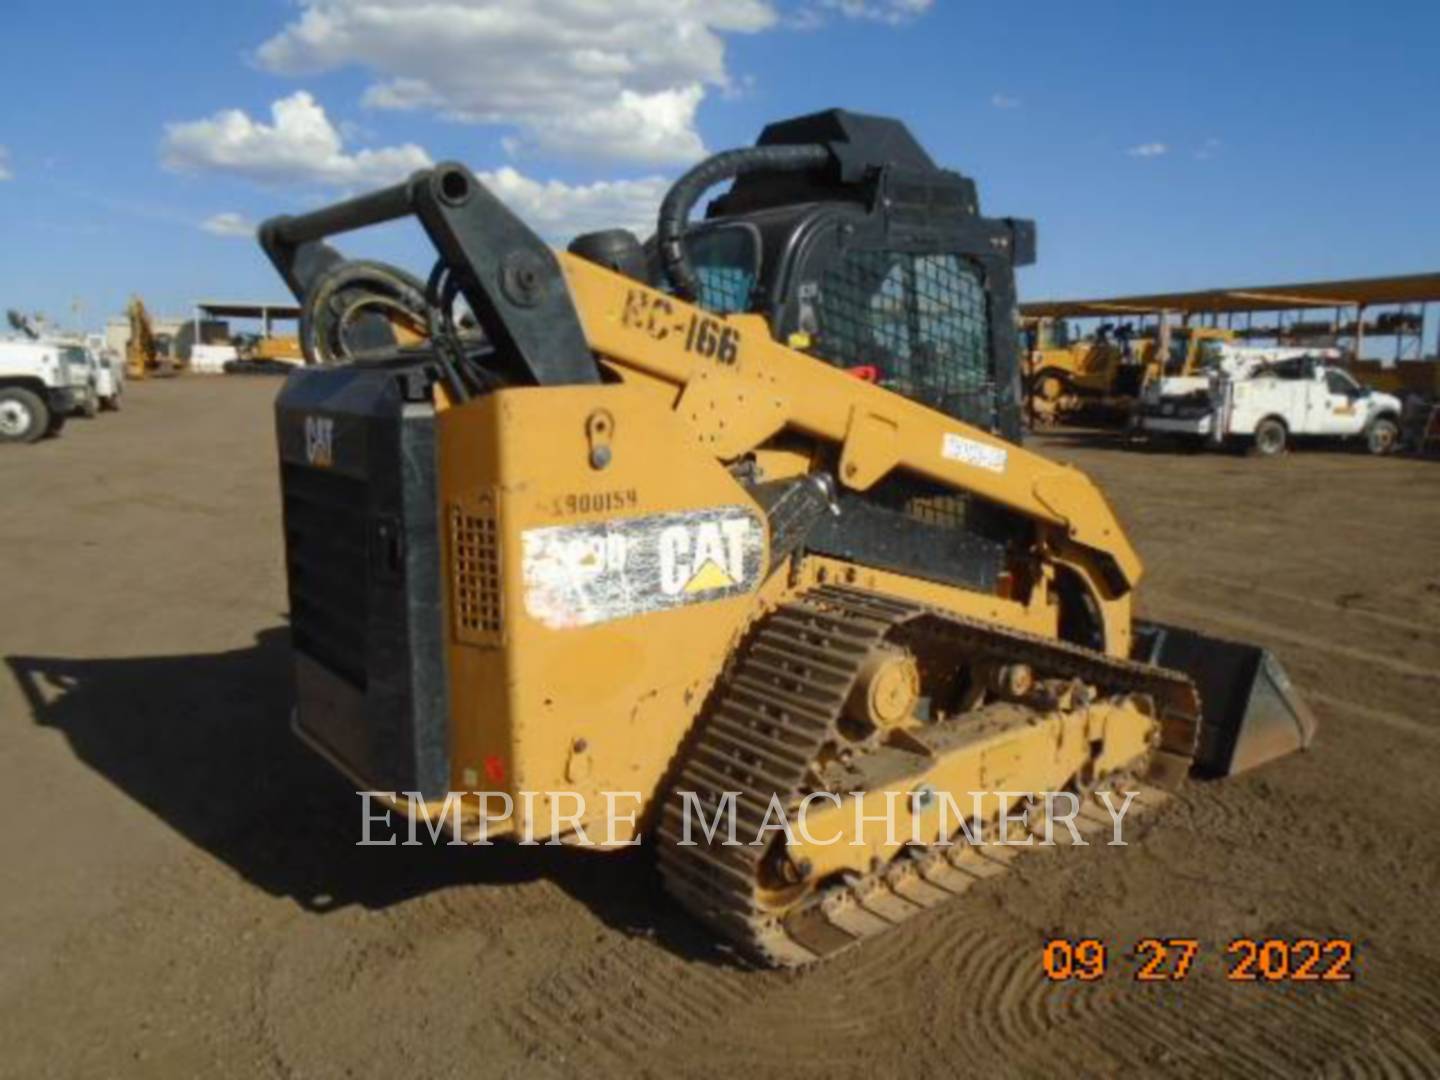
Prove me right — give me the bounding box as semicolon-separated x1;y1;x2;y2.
575;110;1036;442
681;211;999;428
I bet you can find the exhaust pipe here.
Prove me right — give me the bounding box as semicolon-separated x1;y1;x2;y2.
1133;622;1318;777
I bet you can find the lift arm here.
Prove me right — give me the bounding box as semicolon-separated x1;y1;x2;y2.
561;256;1143;590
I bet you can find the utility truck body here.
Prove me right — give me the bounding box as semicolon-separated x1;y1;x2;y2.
1138;348;1402;455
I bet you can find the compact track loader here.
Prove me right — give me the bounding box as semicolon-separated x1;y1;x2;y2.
260;110;1315;965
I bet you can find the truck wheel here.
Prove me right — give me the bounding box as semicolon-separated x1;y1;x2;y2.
80;387;100;418
1251;418;1287;457
0;387;51;444
1365;417;1398;455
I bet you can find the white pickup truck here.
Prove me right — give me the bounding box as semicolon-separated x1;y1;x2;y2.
1137;348;1403;456
0;339;78;442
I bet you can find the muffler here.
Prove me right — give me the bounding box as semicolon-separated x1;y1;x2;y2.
1133;621;1318;777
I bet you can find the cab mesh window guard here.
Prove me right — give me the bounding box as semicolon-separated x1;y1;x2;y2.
696;265;754;314
817;251;992;413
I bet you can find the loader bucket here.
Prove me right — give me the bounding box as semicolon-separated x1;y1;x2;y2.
1133;621;1318;778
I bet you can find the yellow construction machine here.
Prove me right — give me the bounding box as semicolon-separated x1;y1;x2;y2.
124;296;176;379
225;333;307;375
1024;318;1234;424
251;333;304;364
260;111;1315;965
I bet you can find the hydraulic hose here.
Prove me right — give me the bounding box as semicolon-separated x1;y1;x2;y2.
656;144;832;300
298;259;430;367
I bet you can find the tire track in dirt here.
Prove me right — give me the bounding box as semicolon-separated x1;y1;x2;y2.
506;873;1158;1076
646;909;990;1074
772;900;1058;1072
757;868;1167;1073
494;933;759;1070
1319;1028;1440;1080
1144;592;1439;685
253;883;588;1077
915;908;1128;1047
997;952;1440;1077
1309;692;1440;743
1165;781;1297;847
1202;578;1440;640
484;763;1199;1070
634;899;1123;1077
1277;650;1438;758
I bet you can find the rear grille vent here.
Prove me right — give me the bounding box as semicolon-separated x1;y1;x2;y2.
450;494;502;646
281;464;369;688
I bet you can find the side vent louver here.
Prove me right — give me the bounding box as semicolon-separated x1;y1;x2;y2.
450;493;502;646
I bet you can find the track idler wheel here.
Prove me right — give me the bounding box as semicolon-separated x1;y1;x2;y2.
843;646;921;739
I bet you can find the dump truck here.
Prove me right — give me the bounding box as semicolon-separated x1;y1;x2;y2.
259;110;1315;966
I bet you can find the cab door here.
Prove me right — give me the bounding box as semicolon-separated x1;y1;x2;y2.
1309;368;1366;435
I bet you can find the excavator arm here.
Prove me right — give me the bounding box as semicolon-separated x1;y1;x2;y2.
125;297;159;380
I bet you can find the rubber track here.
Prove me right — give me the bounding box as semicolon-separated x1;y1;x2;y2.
656;584;1201;967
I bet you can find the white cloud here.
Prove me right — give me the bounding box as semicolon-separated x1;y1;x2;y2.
0;146;12;181
1195;137;1222;160
478;166;668;240
1127;142;1168;158
990;92;1020;109
162;91;432;187
785;7;826;30
163;90;665;241
253;0;778;165
201;212;257;237
517;84;708;164
820;0;933;23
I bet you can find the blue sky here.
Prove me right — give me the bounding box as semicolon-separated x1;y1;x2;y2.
1;0;1437;348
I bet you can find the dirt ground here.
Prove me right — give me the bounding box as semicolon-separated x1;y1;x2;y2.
2;377;1438;1078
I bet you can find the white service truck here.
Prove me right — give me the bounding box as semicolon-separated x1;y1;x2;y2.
88;345;123;410
0;339;78;443
83;334;124;411
1137;348;1402;456
66;346;102;417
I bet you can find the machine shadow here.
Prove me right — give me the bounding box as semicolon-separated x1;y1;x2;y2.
6;629;730;965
